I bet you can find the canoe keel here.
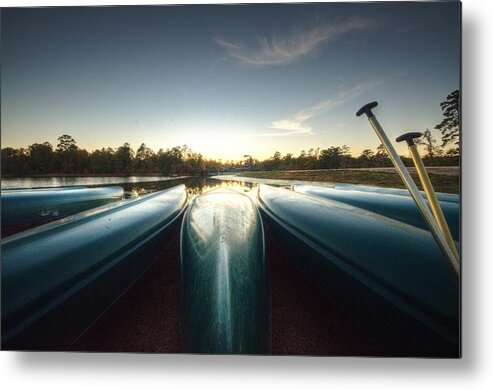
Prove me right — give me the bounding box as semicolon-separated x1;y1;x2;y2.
180;188;271;354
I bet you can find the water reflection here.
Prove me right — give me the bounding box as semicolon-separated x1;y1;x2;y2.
121;177;257;199
211;174;336;189
1;176;258;199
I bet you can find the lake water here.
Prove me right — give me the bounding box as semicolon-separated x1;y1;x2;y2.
0;175;188;189
1;176;259;198
211;174;338;188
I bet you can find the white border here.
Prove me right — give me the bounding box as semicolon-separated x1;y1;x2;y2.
1;0;492;389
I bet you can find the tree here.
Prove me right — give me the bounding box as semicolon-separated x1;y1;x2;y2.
446;148;459;158
90;147;117;174
187;151;205;176
374;144;390;167
297;150;309;169
435;90;460;147
55;135;80;173
56;134;78;152
339;145;352;168
115;143;134;174
135;143;154;173
272;151;282;170
304;147;320;169
358;149;374;168
417;129;442;164
282;153;293;170
1;147;29;176
29;142;53;173
1;147;17;175
243;155;253;170
169;146;184;174
320;146;343;169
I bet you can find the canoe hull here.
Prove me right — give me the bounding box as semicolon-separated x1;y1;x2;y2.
295;185;460;241
1;186;125;234
180;188;271;354
334;183;459;204
1;185;188;351
258;184;459;357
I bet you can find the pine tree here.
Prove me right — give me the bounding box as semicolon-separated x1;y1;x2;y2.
435;90;460;147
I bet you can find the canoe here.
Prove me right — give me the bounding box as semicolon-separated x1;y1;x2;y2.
257;184;459;357
180;188;271;354
294;185;460;241
2;186;87;192
1;186;125;231
1;184;188;351
333;183;459;204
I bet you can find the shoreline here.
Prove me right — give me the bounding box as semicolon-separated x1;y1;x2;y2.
230;168;460;194
1;166;460;194
0;173;189;178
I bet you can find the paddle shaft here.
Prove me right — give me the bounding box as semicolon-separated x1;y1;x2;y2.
408;144;460;260
366;115;460;278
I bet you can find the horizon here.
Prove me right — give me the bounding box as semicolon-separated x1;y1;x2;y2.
1;3;460;160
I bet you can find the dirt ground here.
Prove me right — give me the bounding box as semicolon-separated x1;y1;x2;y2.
69;222;384;356
345;166;459;176
239;167;460;194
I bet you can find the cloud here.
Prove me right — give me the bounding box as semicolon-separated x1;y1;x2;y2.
214;18;375;67
259;82;377;137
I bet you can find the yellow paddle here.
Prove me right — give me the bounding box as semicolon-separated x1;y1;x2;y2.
356;102;459;278
396;132;459;261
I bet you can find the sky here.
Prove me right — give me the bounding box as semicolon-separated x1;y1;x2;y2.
1;2;460;161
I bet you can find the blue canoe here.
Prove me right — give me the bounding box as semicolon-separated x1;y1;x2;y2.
257;184;459;357
294;185;460;241
1;184;188;350
333;183;459;204
2;186;87;192
180;188;271;354
1;186;125;231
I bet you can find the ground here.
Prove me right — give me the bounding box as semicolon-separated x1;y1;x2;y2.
69;221;386;356
237;166;460;194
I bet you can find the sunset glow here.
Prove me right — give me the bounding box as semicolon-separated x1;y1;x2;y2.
1;3;460;160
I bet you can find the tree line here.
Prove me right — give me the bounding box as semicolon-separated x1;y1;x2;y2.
1;90;459;177
0;134;459;177
1;135;210;177
244;136;458;172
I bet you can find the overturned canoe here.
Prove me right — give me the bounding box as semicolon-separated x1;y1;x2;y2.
2;186;87;192
1;185;188;351
257;184;459;357
333;183;459;204
1;186;125;232
295;185;460;241
180;188;271;354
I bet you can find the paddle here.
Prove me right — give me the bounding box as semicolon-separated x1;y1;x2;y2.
396;132;459;261
356;102;459;279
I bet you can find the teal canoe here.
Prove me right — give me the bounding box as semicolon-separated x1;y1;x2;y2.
333;183;459;204
257;184;459;357
1;185;188;350
294;185;460;241
1;186;125;232
2;186;87;192
180;188;271;354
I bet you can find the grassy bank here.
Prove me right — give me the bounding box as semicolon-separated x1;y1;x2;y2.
238;169;460;194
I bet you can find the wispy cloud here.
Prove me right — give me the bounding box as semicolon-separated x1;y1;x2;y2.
214;18;376;67
257;82;377;137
